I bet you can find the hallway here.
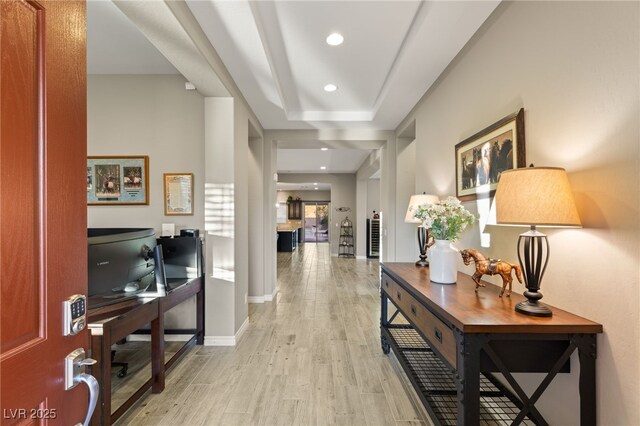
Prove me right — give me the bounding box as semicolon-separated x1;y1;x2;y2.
118;243;429;425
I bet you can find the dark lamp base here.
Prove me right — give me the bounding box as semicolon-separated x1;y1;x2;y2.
415;258;429;268
515;300;553;317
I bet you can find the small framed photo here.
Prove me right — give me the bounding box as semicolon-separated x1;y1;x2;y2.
455;108;525;201
164;173;194;216
87;156;149;205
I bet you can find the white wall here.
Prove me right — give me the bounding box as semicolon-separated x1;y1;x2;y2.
366;179;380;217
278;174;356;256
396;2;640;423
87;75;204;234
204;98;260;338
248;137;265;302
233;100;251;333
203;98;236;338
395;139;417;262
356;150;381;258
87;75;204;329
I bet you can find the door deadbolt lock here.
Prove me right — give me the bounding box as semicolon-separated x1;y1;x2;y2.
63;294;87;336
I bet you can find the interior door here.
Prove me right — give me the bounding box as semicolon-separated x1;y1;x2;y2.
1;1;89;424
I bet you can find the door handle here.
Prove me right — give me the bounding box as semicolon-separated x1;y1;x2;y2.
65;348;99;426
74;373;98;426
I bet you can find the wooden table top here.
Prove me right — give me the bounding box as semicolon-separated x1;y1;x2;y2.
382;263;603;334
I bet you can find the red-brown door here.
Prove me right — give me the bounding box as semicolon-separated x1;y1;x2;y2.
1;1;88;424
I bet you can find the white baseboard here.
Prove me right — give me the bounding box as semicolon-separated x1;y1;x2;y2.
204;317;250;346
204;336;235;346
249;286;279;303
356;255;366;260
264;286;279;302
128;334;191;342
235;317;249;342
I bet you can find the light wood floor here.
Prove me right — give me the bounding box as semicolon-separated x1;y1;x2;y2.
117;243;431;425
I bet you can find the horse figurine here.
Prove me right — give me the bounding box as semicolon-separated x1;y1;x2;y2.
460;249;523;297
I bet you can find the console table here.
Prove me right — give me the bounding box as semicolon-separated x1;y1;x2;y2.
88;276;204;425
380;263;602;426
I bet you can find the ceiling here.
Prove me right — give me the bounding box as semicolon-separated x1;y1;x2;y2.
86;0;500;173
87;1;179;75
278;148;372;174
277;182;332;191
186;0;500;129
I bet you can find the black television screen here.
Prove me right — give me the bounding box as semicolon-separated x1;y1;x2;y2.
87;228;157;307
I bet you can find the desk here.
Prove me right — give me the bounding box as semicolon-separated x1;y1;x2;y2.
88;276;204;425
380;263;602;426
89;298;161;426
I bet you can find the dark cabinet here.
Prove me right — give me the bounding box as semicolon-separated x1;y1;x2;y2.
288;200;302;220
277;230;297;252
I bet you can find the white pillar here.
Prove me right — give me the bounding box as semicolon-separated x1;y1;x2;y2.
203;97;236;342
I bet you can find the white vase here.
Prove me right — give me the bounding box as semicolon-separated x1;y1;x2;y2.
429;240;459;284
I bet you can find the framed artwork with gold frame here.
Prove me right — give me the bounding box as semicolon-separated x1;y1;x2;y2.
87;156;149;205
164;173;194;216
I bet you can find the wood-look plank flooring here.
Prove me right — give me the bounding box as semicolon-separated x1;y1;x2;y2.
117;243;431;425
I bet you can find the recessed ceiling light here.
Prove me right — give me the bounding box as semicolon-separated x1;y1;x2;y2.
320;166;327;170
313;182;318;185
321;147;328;151
324;84;337;92
314;188;319;190
326;33;344;46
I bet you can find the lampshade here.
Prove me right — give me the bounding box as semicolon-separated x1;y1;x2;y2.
404;193;440;223
495;167;581;227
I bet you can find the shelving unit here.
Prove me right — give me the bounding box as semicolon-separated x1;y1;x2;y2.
338;216;354;258
382;320;534;426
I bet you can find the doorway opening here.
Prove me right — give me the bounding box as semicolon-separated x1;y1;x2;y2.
304;202;330;243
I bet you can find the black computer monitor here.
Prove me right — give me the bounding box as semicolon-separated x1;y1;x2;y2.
157;236;203;290
87;228;158;307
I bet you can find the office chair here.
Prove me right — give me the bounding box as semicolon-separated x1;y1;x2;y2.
111;342;128;378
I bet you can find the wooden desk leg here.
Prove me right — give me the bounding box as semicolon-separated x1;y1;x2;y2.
380;291;390;354
575;334;597;426
151;313;165;393
457;332;481;425
196;285;204;345
90;330;112;426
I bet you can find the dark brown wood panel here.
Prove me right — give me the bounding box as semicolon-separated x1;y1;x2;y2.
382;263;603;334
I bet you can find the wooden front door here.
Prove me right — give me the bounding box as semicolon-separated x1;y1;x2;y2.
1;1;88;424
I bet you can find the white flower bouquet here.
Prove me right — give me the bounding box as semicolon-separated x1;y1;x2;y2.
413;196;475;241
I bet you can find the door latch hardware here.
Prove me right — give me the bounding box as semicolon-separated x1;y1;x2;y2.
65;348;99;426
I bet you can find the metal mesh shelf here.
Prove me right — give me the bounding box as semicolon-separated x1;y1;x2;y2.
383;323;535;426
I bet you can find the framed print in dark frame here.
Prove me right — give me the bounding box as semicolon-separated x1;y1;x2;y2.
455;108;525;201
87;156;149;205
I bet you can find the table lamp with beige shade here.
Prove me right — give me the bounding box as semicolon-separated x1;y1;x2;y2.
495;167;581;317
405;193;440;267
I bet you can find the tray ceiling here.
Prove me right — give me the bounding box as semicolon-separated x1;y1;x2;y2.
186;0;500;129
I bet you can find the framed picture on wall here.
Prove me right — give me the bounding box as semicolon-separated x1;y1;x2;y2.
164;173;194;216
455;108;525;201
87;156;149;205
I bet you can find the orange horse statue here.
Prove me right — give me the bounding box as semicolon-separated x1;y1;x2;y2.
460;249;523;297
